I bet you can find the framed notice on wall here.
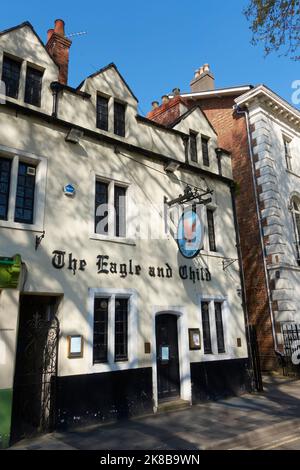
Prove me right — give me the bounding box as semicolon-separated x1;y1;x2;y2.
67;335;84;358
188;328;201;350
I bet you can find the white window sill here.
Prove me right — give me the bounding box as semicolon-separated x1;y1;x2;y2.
89;233;136;246
0;220;44;233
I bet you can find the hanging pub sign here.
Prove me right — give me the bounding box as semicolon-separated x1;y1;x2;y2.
177;209;203;259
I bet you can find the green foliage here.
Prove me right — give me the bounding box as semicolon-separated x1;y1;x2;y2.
244;0;300;59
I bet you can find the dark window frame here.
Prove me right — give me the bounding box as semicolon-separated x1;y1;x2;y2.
1;55;21;99
114;101;126;137
95;180;109;234
0;157;12;221
93;297;109;363
14;161;36;225
96;94;109;131
201;135;210;167
201;301;212;354
114;297;129;362
24;65;43;107
215;302;225;353
189;131;198;163
207;208;216;252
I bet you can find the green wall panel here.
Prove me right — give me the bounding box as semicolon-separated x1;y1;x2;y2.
0;388;13;449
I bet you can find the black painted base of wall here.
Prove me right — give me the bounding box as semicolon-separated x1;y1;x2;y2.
56;367;153;429
191;358;251;403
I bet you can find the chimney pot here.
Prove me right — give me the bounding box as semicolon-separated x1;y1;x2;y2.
172;88;180;96
54;19;65;36
161;95;169;104
152;101;159;109
203;63;210;73
190;64;214;93
199;66;204;75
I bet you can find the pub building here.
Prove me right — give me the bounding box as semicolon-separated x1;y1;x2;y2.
0;20;249;448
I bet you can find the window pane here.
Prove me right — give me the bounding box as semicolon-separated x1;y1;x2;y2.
95;181;108;234
1;56;21;99
215;302;225;353
114;102;126;137
114;185;126;237
201;136;209;166
207;208;216;252
93;298;109;363
14;162;35;224
201;301;212;354
115;298;128;361
24;67;43;107
190;132;198;162
96;96;109;131
0;158;12;220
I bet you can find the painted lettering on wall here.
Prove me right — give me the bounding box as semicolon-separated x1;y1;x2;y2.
51;251;211;282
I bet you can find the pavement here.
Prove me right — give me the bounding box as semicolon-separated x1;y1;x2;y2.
10;375;300;450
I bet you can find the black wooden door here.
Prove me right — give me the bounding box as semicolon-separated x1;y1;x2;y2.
156;314;180;401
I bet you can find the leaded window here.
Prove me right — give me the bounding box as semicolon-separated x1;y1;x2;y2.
207;208;216;252
201;301;212;354
114;298;128;361
24;66;43;107
190;132;198;162
215;302;225;353
1;56;21;99
93;298;109;363
114;185;126;237
0;158;12;220
114;101;126;137
14;162;36;224
95;179;127;237
201;136;209;166
95;180;108;234
96;95;109;131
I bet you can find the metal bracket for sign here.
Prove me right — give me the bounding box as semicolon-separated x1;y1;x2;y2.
222;258;238;271
165;185;213;208
35;231;45;250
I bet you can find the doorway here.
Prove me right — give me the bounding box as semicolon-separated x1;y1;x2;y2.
11;295;60;443
155;314;180;401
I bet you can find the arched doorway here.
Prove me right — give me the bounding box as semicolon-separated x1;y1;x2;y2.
155;314;180;401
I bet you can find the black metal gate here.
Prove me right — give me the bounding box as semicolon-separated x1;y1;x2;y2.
11;296;60;442
281;323;300;376
247;324;263;391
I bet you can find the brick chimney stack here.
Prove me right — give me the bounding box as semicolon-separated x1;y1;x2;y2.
46;19;72;85
190;63;215;93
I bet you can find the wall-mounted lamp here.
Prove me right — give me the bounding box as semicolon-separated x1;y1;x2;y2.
65;128;84;144
165;161;180;173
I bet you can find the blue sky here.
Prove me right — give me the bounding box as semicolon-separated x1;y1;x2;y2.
1;0;298;115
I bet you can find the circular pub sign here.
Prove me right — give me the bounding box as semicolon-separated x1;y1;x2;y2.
177;209;203;258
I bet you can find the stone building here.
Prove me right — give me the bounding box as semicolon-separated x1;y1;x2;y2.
0;22;248;447
147;65;300;369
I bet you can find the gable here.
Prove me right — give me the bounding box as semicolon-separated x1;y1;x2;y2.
79;64;138;105
172;106;217;137
0;23;58;72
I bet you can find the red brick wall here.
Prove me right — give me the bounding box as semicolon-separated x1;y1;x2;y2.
187;96;276;369
146;96;186;126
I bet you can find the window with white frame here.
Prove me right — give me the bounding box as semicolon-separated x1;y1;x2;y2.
0;151;46;230
93;294;130;364
94;178;127;238
290;195;300;263
201;300;226;354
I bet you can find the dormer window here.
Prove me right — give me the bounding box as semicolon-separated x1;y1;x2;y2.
114;101;126;137
24;66;43;107
189;131;198;163
96;95;109;131
1;56;21;99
